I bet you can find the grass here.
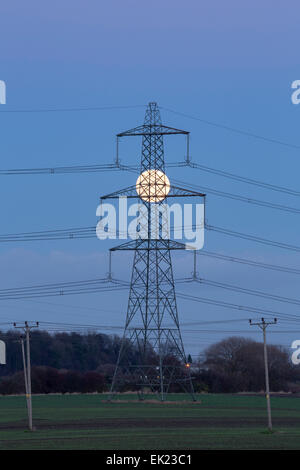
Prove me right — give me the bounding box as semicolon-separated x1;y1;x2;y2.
0;393;300;449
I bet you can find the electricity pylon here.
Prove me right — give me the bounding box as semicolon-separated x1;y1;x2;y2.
101;102;205;401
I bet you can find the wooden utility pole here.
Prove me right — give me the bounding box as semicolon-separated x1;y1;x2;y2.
14;321;39;431
249;317;277;431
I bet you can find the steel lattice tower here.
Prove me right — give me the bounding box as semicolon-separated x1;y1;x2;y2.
101;102;205;401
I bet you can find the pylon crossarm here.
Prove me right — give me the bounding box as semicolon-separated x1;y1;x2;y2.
168;185;205;198
110;239;191;251
101;185;137;199
101;184;205;200
117;124;189;137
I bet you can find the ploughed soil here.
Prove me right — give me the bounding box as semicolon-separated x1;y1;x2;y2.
1;415;300;431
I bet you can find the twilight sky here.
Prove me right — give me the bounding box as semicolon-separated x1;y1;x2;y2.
0;0;300;356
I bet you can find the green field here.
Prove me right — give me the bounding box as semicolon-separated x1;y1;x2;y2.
0;393;300;450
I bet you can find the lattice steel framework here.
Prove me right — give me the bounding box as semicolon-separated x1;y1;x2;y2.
102;102;205;401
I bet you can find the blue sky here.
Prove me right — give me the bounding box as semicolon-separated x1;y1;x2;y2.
0;0;300;356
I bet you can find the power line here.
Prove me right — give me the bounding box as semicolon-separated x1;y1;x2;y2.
2;102;298;153
0;277;128;300
161;106;300;151
2;160;299;216
207;224;300;253
2;103;299;201
2;318;253;331
187;277;300;308
2;272;300;326
0;222;298;257
1;316;298;338
0;104;146;114
0;161;186;176
0;225;96;242
2;163;299;218
173;178;300;215
22;327;291;334
1;318;249;332
176;291;300;323
180;318;250;327
0;276;124;292
0;164;121;176
198;250;300;276
189;162;300;198
4;270;300;307
3;319;296;334
0;286;128;300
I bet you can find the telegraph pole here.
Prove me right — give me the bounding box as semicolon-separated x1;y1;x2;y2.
14;321;39;431
249;317;277;431
20;335;29;422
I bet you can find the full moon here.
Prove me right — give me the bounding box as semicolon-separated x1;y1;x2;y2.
136;169;171;203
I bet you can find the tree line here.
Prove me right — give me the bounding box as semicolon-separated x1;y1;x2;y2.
193;336;300;393
0;330;299;394
0;330;123;377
